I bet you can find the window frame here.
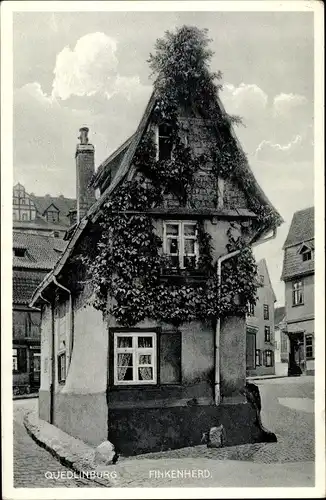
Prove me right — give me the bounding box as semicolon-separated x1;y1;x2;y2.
57;352;66;384
113;331;157;386
247;303;255;316
156;123;174;162
264;349;274;367
263;304;269;320
264;325;271;343
13;348;18;372
292;280;304;306
163;220;199;269
305;334;314;360
255;349;261;366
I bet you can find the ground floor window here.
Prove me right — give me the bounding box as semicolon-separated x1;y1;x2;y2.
246;331;256;370
305;334;314;359
12;347;27;373
58;352;66;384
114;332;157;385
264;349;274;367
255;349;262;366
112;330;181;386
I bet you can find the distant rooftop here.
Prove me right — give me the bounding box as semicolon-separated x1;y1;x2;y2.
283;207;314;248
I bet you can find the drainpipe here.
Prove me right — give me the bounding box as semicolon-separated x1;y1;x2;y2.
214;228;277;405
53;277;73;368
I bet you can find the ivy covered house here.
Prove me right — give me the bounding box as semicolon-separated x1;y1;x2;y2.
31;27;282;454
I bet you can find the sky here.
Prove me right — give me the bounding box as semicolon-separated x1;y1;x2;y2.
12;10;315;305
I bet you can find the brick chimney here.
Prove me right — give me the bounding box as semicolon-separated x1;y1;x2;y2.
75;127;96;223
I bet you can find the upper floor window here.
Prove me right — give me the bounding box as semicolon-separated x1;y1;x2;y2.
263;304;269;320
157;123;173;161
299;244;313;262
292;280;304;306
21;213;28;221
13;247;26;257
302;249;312;262
264;325;271;342
46;210;59;223
13;198;18;205
248;303;255;316
163;221;198;269
259;274;264;285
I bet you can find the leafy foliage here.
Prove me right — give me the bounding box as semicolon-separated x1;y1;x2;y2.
81;25;279;325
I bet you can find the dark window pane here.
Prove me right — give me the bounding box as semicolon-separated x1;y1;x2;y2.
160;332;181;384
118;367;133;381
246;332;256;369
159;137;173;161
139;354;151;365
117;336;132;348
138;336;153;348
138;367;153;381
167;238;178;254
117;353;133;367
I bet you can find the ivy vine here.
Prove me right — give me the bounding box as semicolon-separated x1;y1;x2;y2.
80;25;280;326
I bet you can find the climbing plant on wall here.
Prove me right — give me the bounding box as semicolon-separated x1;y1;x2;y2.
81;25;280;326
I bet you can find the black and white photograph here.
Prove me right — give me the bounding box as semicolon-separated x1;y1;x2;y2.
1;1;325;497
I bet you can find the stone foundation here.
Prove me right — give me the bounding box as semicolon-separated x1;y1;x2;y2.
107;402;263;456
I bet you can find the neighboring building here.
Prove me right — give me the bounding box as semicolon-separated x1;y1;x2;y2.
13;232;67;394
274;306;288;376
13;182;76;237
246;259;276;377
31;90;282;454
281;207;314;376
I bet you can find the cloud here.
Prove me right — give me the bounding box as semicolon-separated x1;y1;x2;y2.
221;83;268;119
272;92;308;118
254;125;313;163
52;32;120;100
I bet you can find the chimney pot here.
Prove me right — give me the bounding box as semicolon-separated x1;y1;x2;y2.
78;127;89;145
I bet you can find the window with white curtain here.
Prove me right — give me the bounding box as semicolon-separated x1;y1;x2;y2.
114;332;157;385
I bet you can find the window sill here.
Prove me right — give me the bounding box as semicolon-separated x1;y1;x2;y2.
110;383;183;390
292;303;304;308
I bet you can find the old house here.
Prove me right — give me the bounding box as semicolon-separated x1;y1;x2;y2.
274;306;288;376
13;232;67;394
246;259;277;377
13;182;76;237
12;183;75;394
281;207;315;375
30;28;282;454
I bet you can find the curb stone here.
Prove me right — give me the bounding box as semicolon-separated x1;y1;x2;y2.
246;375;288;381
23;411;118;488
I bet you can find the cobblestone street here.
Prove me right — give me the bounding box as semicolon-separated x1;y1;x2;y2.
13;400;101;488
13;376;315;488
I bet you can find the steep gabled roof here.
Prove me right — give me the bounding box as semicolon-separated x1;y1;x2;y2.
91;133;135;191
257;258;277;303
30;88;282;305
283;207;314;249
274;306;286;327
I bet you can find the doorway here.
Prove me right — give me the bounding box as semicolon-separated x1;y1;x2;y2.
288;332;304;376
